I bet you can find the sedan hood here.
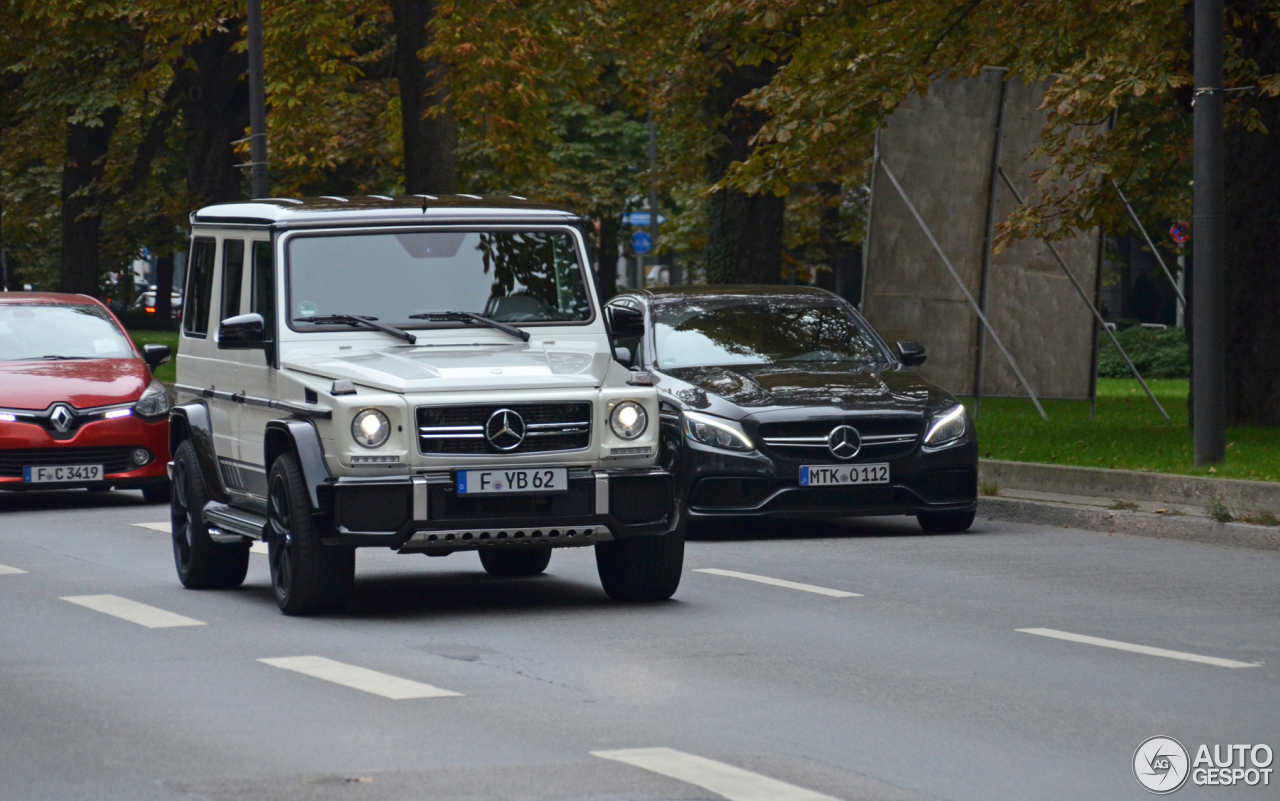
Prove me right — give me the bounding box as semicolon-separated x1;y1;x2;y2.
0;359;150;410
661;363;939;412
283;339;610;393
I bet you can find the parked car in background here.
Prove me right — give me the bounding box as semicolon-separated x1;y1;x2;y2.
0;293;173;502
135;286;183;321
605;286;978;533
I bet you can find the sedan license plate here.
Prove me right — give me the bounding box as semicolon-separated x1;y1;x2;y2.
800;463;889;487
457;467;567;495
24;464;103;483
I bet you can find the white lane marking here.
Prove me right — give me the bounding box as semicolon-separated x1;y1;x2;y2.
592;747;841;801
1018;628;1261;668
258;656;462;700
61;594;206;628
134;522;267;555
0;563;29;575
693;569;860;598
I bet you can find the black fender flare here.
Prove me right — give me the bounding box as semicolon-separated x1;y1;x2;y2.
168;403;229;503
264;418;331;513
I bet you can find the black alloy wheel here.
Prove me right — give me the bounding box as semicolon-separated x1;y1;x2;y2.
916;509;977;534
267;453;354;615
142;480;171;504
595;528;685;601
478;548;552;578
171;440;249;589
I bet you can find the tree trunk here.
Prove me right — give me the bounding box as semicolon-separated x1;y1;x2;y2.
60;107;121;297
391;0;458;194
704;62;783;284
179;24;249;205
595;213;619;304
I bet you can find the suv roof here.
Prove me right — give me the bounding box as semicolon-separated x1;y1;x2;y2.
191;195;581;229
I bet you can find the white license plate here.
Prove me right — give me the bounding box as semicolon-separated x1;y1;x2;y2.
24;464;104;483
800;463;889;487
457;467;568;495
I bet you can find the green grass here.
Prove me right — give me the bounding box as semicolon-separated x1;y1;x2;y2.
128;329;178;384
964;378;1280;483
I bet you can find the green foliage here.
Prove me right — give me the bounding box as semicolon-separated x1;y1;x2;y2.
1098;326;1189;379
1207;496;1234;523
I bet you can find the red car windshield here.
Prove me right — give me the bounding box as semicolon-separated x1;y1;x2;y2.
0;304;135;361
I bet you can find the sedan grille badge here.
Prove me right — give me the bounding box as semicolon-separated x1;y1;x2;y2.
826;424;862;460
484;408;526;451
49;403;76;434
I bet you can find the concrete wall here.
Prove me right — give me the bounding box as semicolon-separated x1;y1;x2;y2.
863;71;1100;400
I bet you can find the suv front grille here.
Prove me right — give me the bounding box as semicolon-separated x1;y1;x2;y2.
0;446;135;477
417;403;591;456
758;416;921;461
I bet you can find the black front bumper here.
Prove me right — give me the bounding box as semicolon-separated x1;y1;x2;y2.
315;467;680;550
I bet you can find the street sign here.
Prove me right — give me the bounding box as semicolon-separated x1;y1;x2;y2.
1170;222;1189;245
632;231;652;254
622;212;667;227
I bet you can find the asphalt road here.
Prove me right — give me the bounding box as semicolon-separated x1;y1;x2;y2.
1;490;1276;801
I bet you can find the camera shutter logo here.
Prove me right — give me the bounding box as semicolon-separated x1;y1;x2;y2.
485;409;526;451
826;425;862;460
1134;736;1190;794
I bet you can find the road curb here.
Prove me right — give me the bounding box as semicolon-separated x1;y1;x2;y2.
978;496;1280;551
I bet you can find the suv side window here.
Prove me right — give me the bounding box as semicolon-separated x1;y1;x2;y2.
220;239;245;321
251;240;274;341
184;237;216;337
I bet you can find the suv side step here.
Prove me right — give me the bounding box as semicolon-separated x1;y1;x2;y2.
203;501;267;543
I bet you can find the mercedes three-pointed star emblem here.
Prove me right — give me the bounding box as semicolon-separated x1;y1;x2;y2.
826;424;862;460
485;408;526;451
49;403;76;434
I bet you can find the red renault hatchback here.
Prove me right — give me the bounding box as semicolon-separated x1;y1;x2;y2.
0;292;171;502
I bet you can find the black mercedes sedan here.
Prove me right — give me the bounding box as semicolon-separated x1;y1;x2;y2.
604;286;977;533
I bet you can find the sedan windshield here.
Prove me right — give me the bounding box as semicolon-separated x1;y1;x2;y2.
653;299;888;370
287;230;592;330
0;304;135;361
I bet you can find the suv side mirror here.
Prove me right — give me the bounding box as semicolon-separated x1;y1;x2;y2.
142;343;170;372
218;313;267;349
896;340;926;367
605;305;645;338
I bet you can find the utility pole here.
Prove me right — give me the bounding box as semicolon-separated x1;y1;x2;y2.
647;82;661;285
247;0;269;198
1193;0;1225;464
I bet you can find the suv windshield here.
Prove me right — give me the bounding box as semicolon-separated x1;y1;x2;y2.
0;304;135;361
288;230;592;330
653;299;888;370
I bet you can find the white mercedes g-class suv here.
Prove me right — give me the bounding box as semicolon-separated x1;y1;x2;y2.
168;196;683;614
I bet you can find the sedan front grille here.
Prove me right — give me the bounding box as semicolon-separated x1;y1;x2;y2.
417;403;591;456
0;446;135;477
758;416;921;461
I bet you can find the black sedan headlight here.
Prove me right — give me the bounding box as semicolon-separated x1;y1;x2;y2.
682;410;754;452
134;379;172;420
922;405;968;451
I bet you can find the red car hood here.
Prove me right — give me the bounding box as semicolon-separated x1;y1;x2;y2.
0;359;149;410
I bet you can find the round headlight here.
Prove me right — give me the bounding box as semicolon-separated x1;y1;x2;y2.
351;408;391;448
609;401;648;440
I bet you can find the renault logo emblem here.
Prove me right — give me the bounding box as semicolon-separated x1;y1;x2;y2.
49;403;76;434
485;408;526;451
827;425;862;460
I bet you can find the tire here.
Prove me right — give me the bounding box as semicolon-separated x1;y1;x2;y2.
479;548;552;578
170;440;250;589
916;509;976;534
267;453;354;615
141;481;171;504
595;528;685;602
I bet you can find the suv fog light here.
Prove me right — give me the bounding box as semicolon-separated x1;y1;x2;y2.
609;401;648;440
352;408;392;448
131;447;151;466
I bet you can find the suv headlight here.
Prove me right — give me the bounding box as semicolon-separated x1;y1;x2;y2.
922;405;967;451
134;379;172;420
609;401;648;440
682;410;753;452
352;408;391;448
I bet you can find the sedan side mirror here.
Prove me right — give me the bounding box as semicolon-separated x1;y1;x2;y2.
605;305;645;339
896;340;926;367
142;343;170;373
217;313;267;349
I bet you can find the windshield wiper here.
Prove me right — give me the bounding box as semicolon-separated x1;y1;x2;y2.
295;314;417;344
19;355;94;361
408;311;530;342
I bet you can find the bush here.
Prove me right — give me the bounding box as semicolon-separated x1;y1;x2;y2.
1098;325;1188;379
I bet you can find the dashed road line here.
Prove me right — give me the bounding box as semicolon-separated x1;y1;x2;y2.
592;747;842;801
693;569;860;598
134;522;267;554
1017;628;1261;668
258;656;462;700
61;594;206;628
0;563;29;575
